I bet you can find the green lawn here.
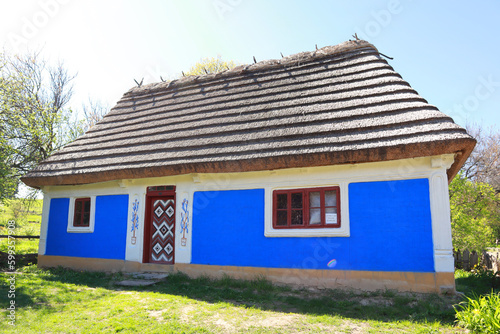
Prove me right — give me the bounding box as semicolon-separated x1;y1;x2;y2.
0;199;41;260
0;200;42;236
0;238;38;254
1;264;483;333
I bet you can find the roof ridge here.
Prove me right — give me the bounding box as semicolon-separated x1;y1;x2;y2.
125;40;378;97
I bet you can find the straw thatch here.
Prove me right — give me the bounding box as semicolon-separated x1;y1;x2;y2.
21;40;475;187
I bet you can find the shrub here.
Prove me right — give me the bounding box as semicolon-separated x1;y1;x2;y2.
455;292;500;333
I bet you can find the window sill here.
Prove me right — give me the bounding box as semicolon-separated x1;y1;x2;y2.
67;226;94;233
264;225;349;237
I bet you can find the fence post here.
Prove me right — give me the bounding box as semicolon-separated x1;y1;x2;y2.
482;250;491;269
456;250;462;269
491;250;500;272
470;251;478;269
463;250;470;271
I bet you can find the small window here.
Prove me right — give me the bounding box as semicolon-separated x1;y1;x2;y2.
273;187;340;228
73;198;91;227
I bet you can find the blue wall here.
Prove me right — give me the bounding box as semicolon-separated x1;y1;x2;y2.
191;179;435;272
46;195;129;260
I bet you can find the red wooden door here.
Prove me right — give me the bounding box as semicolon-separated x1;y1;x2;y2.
147;196;175;264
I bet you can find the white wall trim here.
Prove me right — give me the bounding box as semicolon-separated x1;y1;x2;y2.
125;188;147;263
429;171;455;272
66;196;96;233
38;191;51;255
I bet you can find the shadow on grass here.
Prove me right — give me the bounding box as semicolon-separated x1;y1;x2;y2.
0;251;38;269
32;266;463;326
454;269;500;296
0;274;39;310
0;254;40;310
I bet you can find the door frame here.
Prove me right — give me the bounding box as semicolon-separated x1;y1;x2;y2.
143;186;176;264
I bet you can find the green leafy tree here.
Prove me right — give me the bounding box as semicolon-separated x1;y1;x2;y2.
0;137;17;200
184;56;237;76
449;172;498;253
0;55;20;201
0;51;76;201
450;125;500;253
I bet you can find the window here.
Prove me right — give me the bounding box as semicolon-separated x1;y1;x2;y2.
73;197;91;227
66;196;96;233
273;187;340;228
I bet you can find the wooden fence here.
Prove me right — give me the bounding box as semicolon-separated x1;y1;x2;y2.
0;235;40;239
454;249;500;271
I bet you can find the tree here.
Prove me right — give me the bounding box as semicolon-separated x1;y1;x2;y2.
184;56;237;76
462;124;500;191
0;56;18;201
82;99;108;131
0;51;75;201
449;124;500;253
65;99;109;143
0;137;17;200
449;172;498;253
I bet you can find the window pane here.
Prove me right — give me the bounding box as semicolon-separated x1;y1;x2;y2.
277;194;287;209
309;191;320;208
325;190;337;207
325;207;338;224
82;213;90;226
309;208;321;224
291;193;303;209
277;210;288;226
83;199;91;213
74;201;82;218
291;210;303;225
326;207;337;214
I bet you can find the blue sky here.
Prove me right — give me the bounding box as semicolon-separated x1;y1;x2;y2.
0;0;499;129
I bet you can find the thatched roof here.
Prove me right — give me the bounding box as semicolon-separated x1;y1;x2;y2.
22;40;475;188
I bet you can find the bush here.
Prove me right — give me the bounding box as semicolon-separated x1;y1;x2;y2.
455;292;500;333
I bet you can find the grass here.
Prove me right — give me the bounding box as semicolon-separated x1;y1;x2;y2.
0;238;39;255
0;199;43;226
0;199;41;265
454;268;500;333
455;268;500;296
0;200;41;272
1;263;470;334
455;292;500;333
0;242;494;332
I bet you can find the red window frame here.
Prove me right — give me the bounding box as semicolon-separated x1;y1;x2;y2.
272;187;341;229
73;197;91;227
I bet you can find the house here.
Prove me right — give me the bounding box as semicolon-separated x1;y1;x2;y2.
22;40;476;293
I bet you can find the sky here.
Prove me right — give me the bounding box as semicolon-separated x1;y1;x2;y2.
0;0;499;131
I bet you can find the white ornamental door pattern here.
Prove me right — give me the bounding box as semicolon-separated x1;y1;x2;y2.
150;198;175;264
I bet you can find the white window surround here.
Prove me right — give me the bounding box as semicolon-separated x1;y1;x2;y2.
265;182;350;237
67;196;96;233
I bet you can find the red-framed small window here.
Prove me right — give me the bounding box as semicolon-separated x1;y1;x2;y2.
273;187;340;228
73;198;91;227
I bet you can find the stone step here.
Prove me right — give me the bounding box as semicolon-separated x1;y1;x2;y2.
114;272;170;287
125;272;170;280
115;279;159;287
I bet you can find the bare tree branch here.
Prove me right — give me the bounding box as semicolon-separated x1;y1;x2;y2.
0;51;76;200
464;123;500;191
